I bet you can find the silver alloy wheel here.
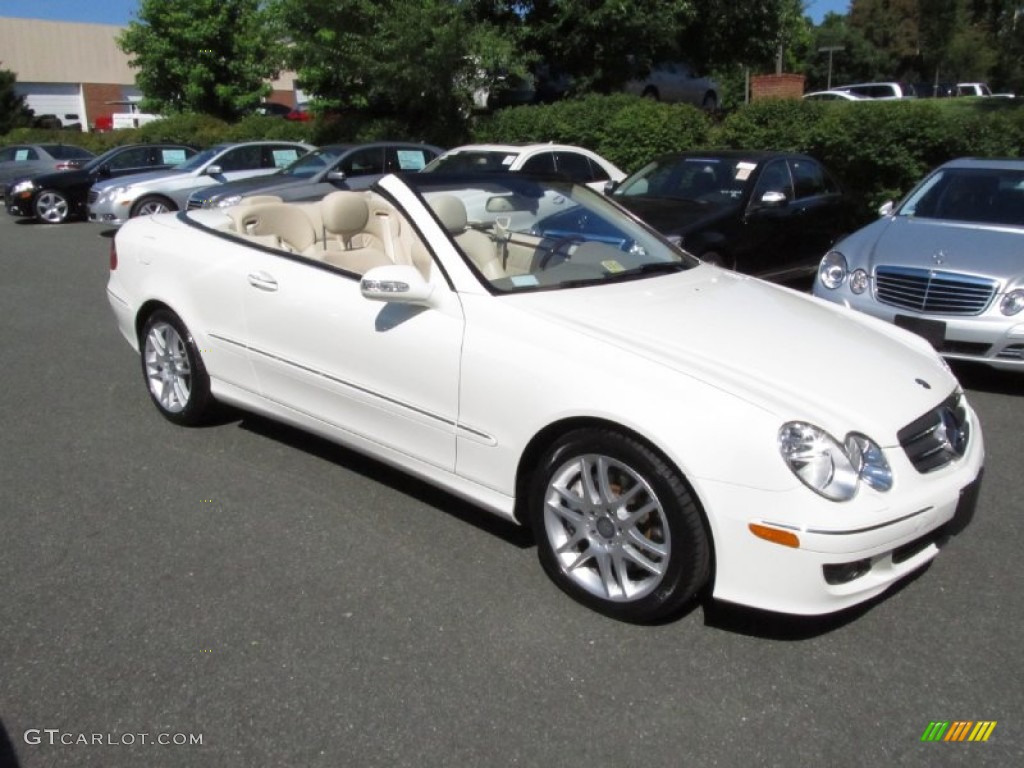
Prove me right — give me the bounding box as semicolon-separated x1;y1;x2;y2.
35;190;69;223
543;453;670;602
135;198;171;216
144;321;192;413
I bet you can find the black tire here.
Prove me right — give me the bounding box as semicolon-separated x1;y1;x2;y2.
529;428;710;623
34;189;70;224
139;309;215;426
702;92;718;110
131;195;177;218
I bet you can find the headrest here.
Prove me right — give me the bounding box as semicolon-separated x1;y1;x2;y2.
429;195;468;234
321;191;369;233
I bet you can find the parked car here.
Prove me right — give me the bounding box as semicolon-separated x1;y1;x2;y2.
187;142;442;209
813;157;1024;371
254;102;294;117
624;62;719;109
107;172;983;622
802;90;868;101
604;150;857;281
834;82;916;99
88;141;314;226
6;143;197;224
423;143;625;192
0;144;94;188
286;102;312;121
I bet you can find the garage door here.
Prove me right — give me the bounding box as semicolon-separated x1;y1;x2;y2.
15;83;86;130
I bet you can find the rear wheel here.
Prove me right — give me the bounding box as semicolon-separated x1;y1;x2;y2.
34;189;70;224
132;195;176;218
140;309;214;426
529;428;710;623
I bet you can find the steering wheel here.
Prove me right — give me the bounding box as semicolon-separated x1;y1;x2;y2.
539;235;584;269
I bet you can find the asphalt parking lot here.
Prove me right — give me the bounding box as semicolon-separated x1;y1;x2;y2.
1;210;1021;768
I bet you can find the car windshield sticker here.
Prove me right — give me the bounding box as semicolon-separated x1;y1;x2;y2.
735;161;757;181
397;150;427;170
510;274;539;287
602;260;625;273
272;150;300;167
15;149;29;161
162;149;188;165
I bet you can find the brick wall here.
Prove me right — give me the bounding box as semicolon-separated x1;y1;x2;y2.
750;74;806;101
83;82;126;130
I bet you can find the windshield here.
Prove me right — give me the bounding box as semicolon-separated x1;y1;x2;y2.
408;174;698;293
278;146;349;179
176;145;229;172
424;150;522;174
613;155;755;203
897;167;1024;227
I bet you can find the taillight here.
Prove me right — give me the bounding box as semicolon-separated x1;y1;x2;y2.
109;241;118;270
55;161;74;170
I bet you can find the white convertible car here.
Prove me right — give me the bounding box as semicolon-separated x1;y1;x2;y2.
107;172;985;623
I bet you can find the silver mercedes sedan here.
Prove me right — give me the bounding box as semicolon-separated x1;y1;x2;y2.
814;158;1024;371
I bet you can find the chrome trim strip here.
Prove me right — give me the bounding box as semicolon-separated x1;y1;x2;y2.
760;507;934;536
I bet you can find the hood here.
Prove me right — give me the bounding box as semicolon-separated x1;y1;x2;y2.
198;173;292;203
612;195;737;235
847;216;1024;282
512;267;956;443
28;168;93;187
92;167;187;191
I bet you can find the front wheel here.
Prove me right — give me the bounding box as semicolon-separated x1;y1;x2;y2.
529;428;710;623
34;189;70;223
132;195;176;218
140;309;214;426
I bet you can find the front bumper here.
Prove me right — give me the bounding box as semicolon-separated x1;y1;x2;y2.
6;195;32;217
815;287;1024;371
703;403;985;615
87;192;132;227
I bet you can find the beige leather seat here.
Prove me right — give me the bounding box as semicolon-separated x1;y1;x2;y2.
312;191;391;273
429;195;503;279
228;202;317;253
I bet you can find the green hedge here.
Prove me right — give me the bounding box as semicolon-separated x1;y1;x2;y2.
4;95;1023;219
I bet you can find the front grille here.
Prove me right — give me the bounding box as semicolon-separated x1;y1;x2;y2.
940;340;991;356
898;393;970;473
875;267;996;315
87;190;98;204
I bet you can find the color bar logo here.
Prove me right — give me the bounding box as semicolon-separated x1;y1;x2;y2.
921;721;997;742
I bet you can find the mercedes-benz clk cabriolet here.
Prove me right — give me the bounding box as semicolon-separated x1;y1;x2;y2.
106;172;984;623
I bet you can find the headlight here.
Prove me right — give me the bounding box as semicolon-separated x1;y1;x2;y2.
849;269;869;295
779;422;892;501
215;195;243;208
104;186;131;199
1000;289;1024;316
818;251;847;290
11;180;35;195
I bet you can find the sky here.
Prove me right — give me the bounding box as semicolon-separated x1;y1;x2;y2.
2;0;851;27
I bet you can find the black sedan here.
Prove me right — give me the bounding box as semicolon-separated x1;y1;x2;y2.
5;143;197;224
606;151;857;280
186;142;443;209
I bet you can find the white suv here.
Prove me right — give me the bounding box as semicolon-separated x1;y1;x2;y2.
835;82;916;100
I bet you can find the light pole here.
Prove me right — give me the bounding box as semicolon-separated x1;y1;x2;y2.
818;46;845;90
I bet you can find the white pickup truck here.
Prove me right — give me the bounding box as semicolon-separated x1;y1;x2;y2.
95;101;163;131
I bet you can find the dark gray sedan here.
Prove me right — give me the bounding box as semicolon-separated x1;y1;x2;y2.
186;142;442;209
0;143;94;188
814;157;1024;371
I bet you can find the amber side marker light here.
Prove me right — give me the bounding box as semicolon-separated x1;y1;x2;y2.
109;241;117;271
749;523;800;548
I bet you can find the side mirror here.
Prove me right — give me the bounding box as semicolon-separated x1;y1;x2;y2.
326;170;348;183
361;264;434;305
205;164;223;176
603;180;620;195
97;165;111;178
878;200;894;216
758;190;788;207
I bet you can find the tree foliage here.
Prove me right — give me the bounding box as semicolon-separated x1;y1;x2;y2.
118;0;284;120
0;64;34;134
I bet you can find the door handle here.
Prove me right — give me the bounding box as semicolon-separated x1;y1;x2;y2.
247;271;278;291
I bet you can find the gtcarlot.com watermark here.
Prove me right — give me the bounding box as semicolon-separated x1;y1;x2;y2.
24;729;203;747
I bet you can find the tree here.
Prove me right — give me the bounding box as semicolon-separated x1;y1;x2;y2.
118;0;285;120
0;64;34;134
796;11;899;89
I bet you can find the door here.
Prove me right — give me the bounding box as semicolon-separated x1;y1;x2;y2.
240;250;464;471
739;158;798;274
785;157;848;271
